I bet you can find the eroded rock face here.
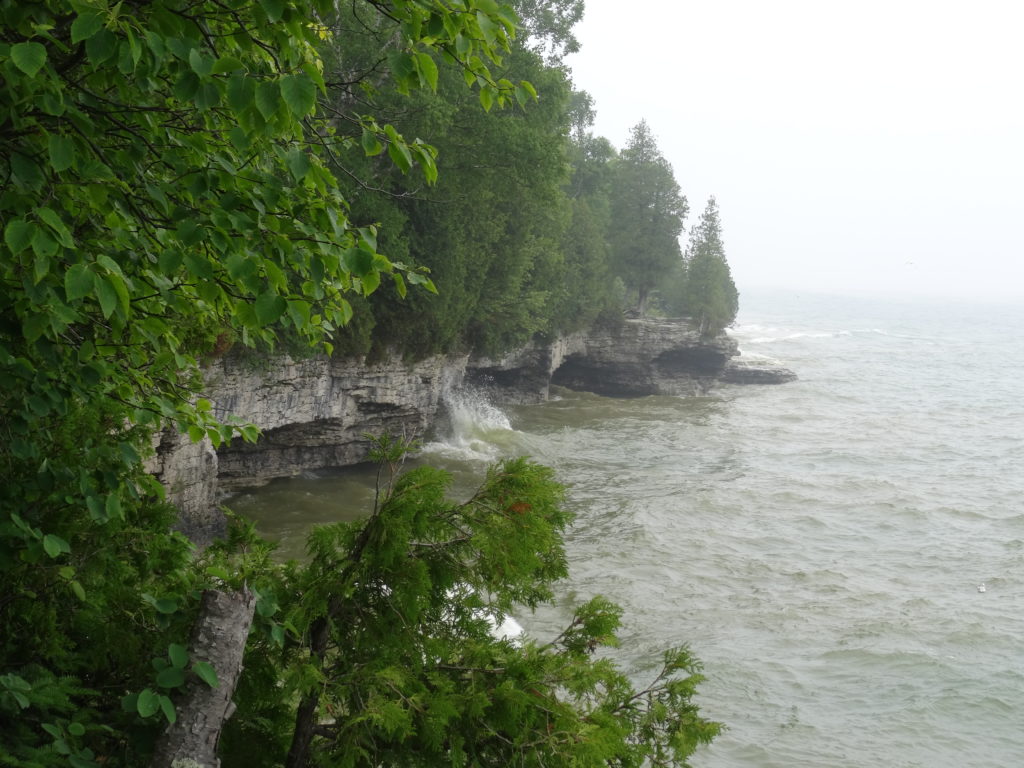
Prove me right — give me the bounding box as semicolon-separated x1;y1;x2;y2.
155;318;792;543
549;318;738;397
206;353;467;493
467;319;739;401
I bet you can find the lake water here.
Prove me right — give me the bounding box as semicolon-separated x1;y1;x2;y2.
231;291;1024;767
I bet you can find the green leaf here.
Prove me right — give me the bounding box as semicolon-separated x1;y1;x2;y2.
408;272;438;294
174;69;201;100
159;248;184;274
121;693;139;713
65;264;94;302
284;148;310;181
11;42;47;77
136;689;159;718
155;597;177;614
47;135;75;172
105;492;122;520
358;227;377;251
476;11;499;44
168;643;189;669
392;272;407;298
159;695;176;724
360;269;381;296
11;152;44;189
212;55;244;74
254;291;286;325
96;277;118;318
156;666;185;688
385;138;413;176
416;52;439;91
361;129;383;156
4;219;35;254
258;0;285;22
286;299;311;329
195;82;220;110
37;207;74;246
226;74;254;111
107;272;130;317
71;12;105;44
188;48;212;77
31;227;58;258
43;534;70;559
479;85;494;112
280;74;316;116
228;125;250;152
85;29;116;64
271;623;285;647
342;246;374;277
387;52;416;93
34;253;50;284
192;661;219;688
255;80;280;119
183;250;213;282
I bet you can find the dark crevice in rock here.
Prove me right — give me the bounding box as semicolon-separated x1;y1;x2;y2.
153;318;795;540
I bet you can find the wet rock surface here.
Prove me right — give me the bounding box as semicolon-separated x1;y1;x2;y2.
155;318;794;542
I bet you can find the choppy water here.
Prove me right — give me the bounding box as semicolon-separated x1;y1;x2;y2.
232;291;1024;767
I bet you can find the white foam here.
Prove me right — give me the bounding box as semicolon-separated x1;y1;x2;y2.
736;348;783;364
418;385;514;463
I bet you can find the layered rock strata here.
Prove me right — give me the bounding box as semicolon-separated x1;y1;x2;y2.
154;318;794;543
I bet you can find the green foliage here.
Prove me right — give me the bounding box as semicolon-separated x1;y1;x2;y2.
608;120;689;316
673;197;739;336
221;446;720;767
0;0;542;763
0;1;726;764
323;14;578;358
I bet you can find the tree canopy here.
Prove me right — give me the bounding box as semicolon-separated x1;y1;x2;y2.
0;2;726;766
680;197;739;336
607;120;688;315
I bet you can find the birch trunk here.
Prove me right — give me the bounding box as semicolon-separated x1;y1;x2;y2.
150;587;256;768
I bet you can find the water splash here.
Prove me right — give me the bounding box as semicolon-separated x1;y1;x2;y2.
418;385;515;463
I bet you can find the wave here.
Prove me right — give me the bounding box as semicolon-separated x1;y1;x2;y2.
417;385;516;463
733;324;900;345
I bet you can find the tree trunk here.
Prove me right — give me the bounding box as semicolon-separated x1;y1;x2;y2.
150;587;256;768
284;613;333;768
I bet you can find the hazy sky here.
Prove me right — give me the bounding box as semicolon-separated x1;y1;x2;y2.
565;0;1024;300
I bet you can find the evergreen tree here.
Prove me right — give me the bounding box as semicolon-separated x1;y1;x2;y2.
681;197;740;336
0;1;722;764
222;441;721;768
608;121;688;315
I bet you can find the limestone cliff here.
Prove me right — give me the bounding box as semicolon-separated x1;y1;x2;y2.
153;317;793;543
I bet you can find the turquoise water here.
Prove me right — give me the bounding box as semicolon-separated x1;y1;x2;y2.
233;291;1024;766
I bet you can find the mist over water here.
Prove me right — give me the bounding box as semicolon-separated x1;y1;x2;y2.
233;291;1024;766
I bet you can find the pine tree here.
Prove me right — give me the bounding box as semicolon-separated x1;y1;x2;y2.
608;121;688;315
682;197;739;336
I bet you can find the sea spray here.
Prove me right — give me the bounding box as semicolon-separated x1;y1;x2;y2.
233;292;1024;767
418;383;516;463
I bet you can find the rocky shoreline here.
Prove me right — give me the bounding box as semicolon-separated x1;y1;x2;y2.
148;317;795;544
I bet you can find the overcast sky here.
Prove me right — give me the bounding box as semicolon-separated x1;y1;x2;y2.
564;0;1024;301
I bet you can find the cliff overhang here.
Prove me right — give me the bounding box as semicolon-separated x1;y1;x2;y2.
148;317;795;543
